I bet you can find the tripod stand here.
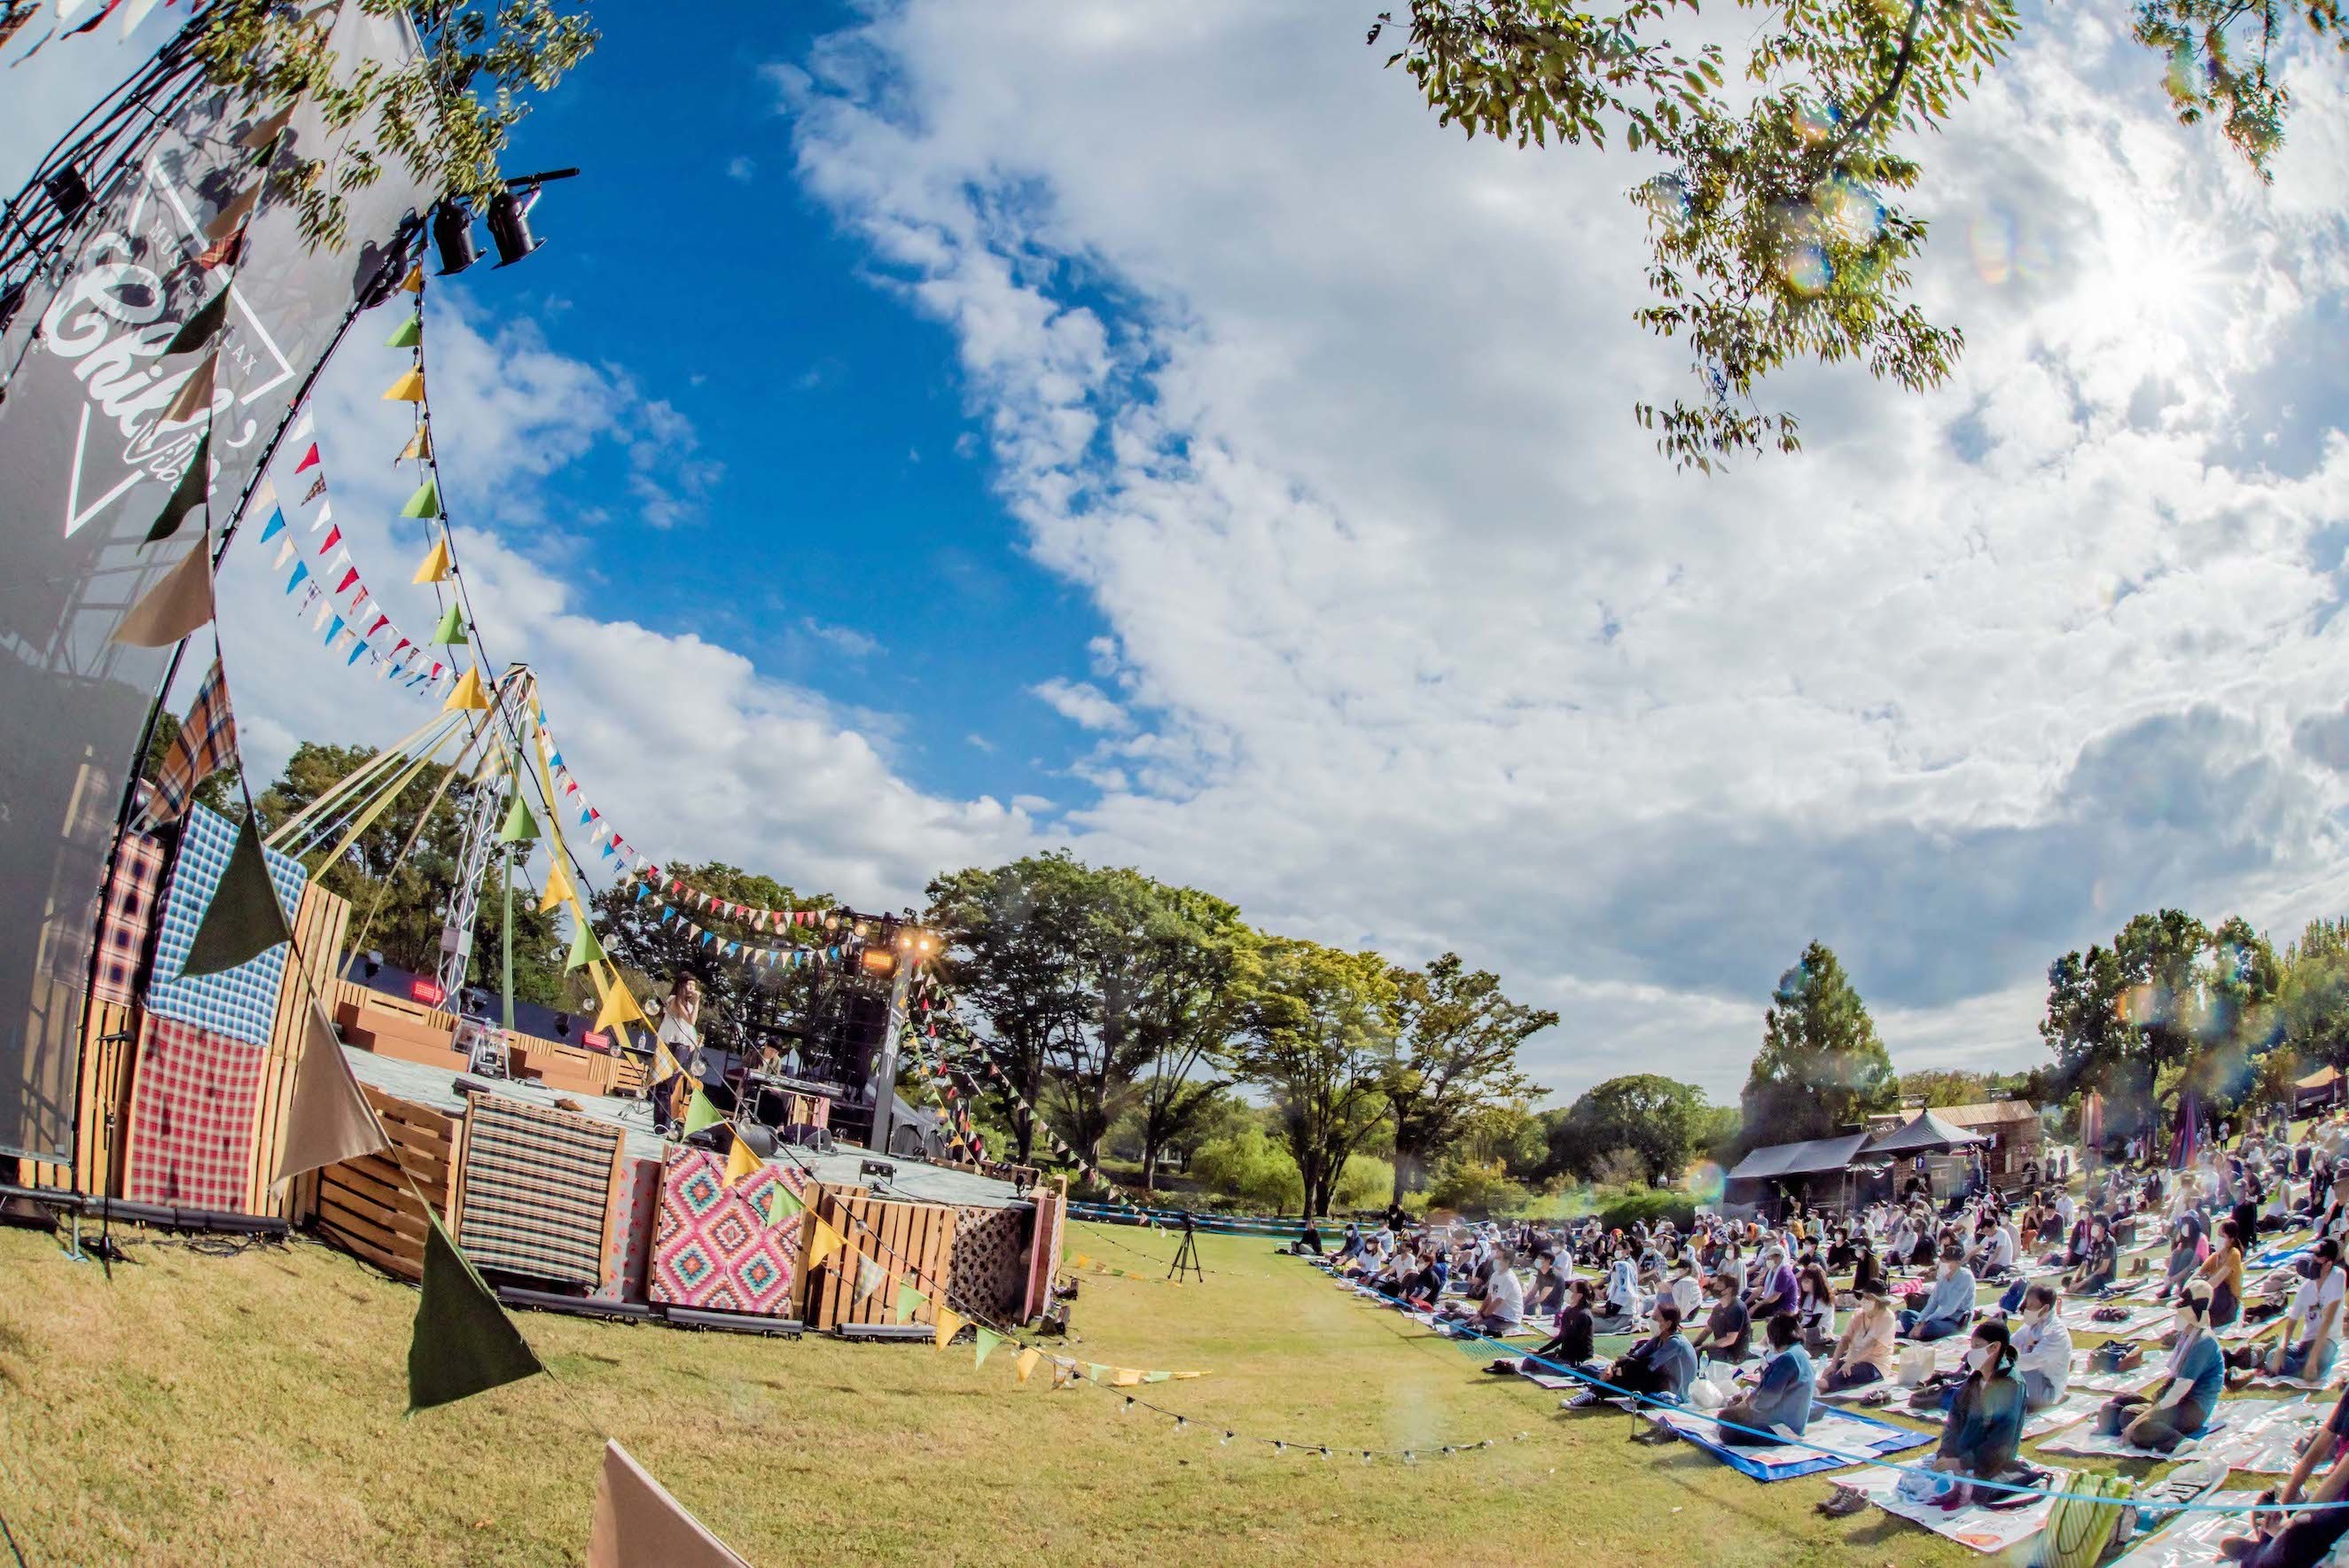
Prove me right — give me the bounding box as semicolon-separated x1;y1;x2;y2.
1167;1213;1205;1283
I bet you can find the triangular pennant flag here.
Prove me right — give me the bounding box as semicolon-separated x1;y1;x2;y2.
933;1307;964;1350
1111;1368;1143;1388
385;313;423;348
537;858;574;915
1085;1362;1107;1384
1015;1347;1042;1386
566;919;605;971
722;1131;761;1190
176;816;291;979
324;614;345;646
1142;1370;1174;1384
803;1218;843;1275
431;601;468;645
973;1328;1003;1368
894;1282;924;1324
333;567;358;593
272;537;295;571
397;421;433;462
318;524;341;553
202;181;261;243
382;367;425;402
294;442;322;474
496;794;536;844
162;288;230;355
145;433;210;544
285;559;309;593
160;350;219;426
765;1182;802;1227
855;1253;886;1303
593;976;645;1034
412;535;452;584
258;509;285;544
238;102;298;154
401;476;441;519
400;262;425;293
681;1088;724;1137
587;1440;752;1568
442;665;489;713
275;1000;391;1185
112;533;215;646
408;1213;542;1412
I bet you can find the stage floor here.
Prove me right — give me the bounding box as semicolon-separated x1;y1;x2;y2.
340;1045;1034;1210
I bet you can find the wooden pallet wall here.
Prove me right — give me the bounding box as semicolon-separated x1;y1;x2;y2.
803;1190;957;1330
247;881;351;1218
313;1086;457;1281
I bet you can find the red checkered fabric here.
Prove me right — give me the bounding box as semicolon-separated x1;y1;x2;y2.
92;828;167;1006
124;1013;266;1213
148;660;237;826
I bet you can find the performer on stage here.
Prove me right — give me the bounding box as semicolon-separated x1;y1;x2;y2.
649;975;703;1135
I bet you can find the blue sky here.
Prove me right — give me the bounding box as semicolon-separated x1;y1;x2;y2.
12;1;2349;1102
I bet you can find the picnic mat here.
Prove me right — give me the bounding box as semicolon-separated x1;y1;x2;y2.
1842;1465;2064;1555
2105;1492;2264;1568
1642;1404;1931;1482
2037;1408;2234;1462
2062;1302;2169;1339
2195;1398;2317;1474
1826;1386;2100;1441
2251;1243;2314;1270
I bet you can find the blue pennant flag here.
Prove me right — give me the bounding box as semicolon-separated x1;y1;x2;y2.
286;560;309;593
258;508;285;543
633;884;648;902
699;931;715;947
324;615;344;646
548;751;563;768
577;808;590;828
601;841;616;859
347;641;367;666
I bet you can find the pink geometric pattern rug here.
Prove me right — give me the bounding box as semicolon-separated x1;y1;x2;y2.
649;1145;809;1316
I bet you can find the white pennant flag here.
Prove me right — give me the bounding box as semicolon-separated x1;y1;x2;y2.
273;537;295;570
308;500;332;531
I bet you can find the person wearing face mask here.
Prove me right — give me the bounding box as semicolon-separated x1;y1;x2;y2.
1926;1321;2028;1493
2159;1213;2210;1301
2202;1217;2247;1330
2066;1217;2119;1295
1818;1290;1896;1392
1850;1236;1886;1299
1718;1312;1814;1445
1794;1263;1837;1354
1689;1272;1753;1365
1750;1246;1799;1322
2261;1238;2345;1384
2095;1284;2226;1453
1900;1243;1977;1342
2010;1284;2072;1410
1568;1300;1696;1409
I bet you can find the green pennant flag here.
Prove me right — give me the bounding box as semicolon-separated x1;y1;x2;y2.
1142;1370;1173;1384
1085;1362;1107;1384
164;288;231;355
767;1182;804;1226
385;312;423;348
681;1088;724;1137
409;1213;543;1412
145;433;211;544
430;601;467;646
400;477;441;519
973;1327;1003;1368
894;1282;925;1324
176;815;292;979
494;794;537;844
565;919;604;971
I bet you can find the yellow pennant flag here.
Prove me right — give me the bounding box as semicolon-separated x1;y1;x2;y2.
1073;1253;1092;1268
411;535;452;584
804;1218;843;1275
592;976;644;1036
442;665;489;713
382;366;425;402
397;420;433;462
933;1307;964;1350
1014;1347;1042;1386
1112;1368;1143;1387
537;857;574;916
722;1133;761;1190
399;262;425;293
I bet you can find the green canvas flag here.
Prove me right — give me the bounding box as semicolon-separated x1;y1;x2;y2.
409;1213;542;1412
384;312;423;348
681;1088;723;1137
973;1328;1003;1368
400;477;441;519
565;919;604;971
176;815;291;979
494;794;537;844
430;601;467;645
145;433;210;544
1085;1362;1107;1384
1142;1370;1173;1384
164;288;231;355
894;1282;924;1324
766;1182;803;1226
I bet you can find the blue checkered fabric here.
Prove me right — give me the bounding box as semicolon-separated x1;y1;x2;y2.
146;803;308;1045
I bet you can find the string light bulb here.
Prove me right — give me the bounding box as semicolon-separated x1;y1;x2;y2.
1221;1431;1234;1446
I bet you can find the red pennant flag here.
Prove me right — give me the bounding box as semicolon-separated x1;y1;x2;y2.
294;443;321;474
335;567;358;593
318;525;341;553
393;637;411;655
430;661;443;680
367;613;389;636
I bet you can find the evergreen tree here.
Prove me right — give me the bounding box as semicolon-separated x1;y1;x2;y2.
1741;940;1895;1145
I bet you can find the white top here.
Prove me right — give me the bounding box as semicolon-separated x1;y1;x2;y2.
1983;1226;2017;1271
2013;1314;2072;1395
2287;1268;2345;1339
1485;1266;1525;1326
1671;1275;1705;1319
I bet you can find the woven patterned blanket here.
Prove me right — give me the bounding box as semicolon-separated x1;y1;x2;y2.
457;1096;623;1287
92;829;166;1007
650;1145;810;1315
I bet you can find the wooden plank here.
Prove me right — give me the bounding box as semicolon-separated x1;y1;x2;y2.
319;1184;426;1250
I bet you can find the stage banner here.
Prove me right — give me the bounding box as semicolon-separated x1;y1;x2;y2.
0;4;428;1165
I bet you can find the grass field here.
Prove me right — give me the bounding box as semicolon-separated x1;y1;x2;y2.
0;1217;2131;1566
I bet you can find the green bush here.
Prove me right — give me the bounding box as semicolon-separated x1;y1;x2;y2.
1423;1157;1529;1217
1331;1153;1393;1213
1187;1129;1304;1214
1592;1187;1696;1233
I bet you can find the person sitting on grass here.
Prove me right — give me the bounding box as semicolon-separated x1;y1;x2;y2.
2065;1216;2119;1295
1900;1243;1978;1342
2095;1283;2225;1453
1795;1262;1837;1354
2010;1284;2072;1411
2247;1238;2344;1385
2203;1218;2246;1331
1749;1245;1799;1322
1688;1271;1753;1366
1602;1244;1642;1328
2217;1360;2349;1565
1523;1252;1570;1319
1567;1300;1695;1409
2158;1213;2210;1301
1443;1244;1524;1336
1850;1236;1887;1299
1818;1289;1897;1392
1718;1311;1815;1446
1518;1278;1597;1379
1923;1320;2029;1497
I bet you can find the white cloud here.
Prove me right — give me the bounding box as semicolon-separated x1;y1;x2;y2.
727;154;757;183
801;617;881;659
1029;676;1130;732
776;0;2349;1098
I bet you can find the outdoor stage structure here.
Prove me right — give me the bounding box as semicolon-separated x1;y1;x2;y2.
0;9;1069;1338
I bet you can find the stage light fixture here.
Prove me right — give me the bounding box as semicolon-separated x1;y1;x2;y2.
363;949;383;979
43;165;91;222
553;1012;570;1038
485;189;542;267
431;199;477;274
860;947;898;977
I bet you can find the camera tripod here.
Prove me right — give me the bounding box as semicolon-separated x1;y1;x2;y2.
1167;1213;1205;1283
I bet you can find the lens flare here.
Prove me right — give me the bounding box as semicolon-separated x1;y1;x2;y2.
1792;99;1840;144
1778;242;1832;297
1816;179;1885;246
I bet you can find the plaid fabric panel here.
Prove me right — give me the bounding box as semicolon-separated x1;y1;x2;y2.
146;802;308;1045
649;1145;809;1314
149;661;237;826
123;1013;266;1212
92;829;167;1006
456;1096;620;1287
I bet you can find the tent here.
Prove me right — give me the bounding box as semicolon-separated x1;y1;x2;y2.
2296;1067;2341;1114
1861;1109;1989;1158
1725;1132;1871;1183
